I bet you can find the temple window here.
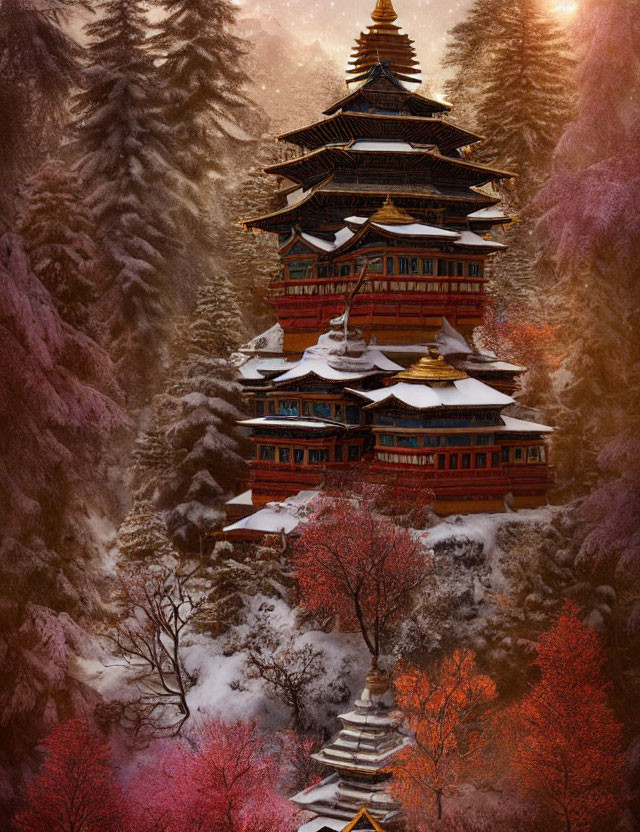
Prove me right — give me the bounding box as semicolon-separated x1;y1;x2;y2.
278;447;291;463
475;452;487;468
255;400;265;417
339;263;351;276
422;258;433;275
469;262;483;277
259;445;276;461
461;453;471;469
514;447;524;462
386;256;395;274
437;260;448;277
317;264;328;279
309;448;330;464
528;446;544;462
450;453;459;469
334;404;343;421
501;446;510;462
346;405;360;425
313;402;332;419
278;400;299;416
380;434;394;446
294;448;305;464
477;434;494;446
437;454;446;470
347;445;360;461
368;258;383;274
399;257;419;275
397;435;420;448
268;401;275;414
288;261;313;280
491;451;500;467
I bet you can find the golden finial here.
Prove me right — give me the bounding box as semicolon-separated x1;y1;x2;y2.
372;0;398;24
365;656;389;696
370;195;416;226
394;347;469;382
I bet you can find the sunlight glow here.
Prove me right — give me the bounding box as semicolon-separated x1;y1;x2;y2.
552;1;578;16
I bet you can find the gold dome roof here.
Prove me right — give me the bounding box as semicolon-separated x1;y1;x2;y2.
394;348;469;383
372;0;398;23
370;195;417;226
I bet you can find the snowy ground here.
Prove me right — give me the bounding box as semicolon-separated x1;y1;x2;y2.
77;505;565;735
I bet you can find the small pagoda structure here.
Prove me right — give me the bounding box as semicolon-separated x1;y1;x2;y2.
227;0;554;520
292;661;407;831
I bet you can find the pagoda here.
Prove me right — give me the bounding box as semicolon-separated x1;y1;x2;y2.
292;661;407;831
227;0;554;521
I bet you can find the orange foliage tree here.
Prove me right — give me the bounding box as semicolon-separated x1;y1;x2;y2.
504;601;626;832
294;491;430;658
392;650;497;822
479;302;560;370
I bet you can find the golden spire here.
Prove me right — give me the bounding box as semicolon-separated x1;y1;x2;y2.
372;0;398;24
347;0;421;84
370;195;416;225
394;346;469;383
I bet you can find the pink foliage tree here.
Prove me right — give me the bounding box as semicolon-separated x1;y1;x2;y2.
128;719;297;832
294;491;430;658
13;719;126;832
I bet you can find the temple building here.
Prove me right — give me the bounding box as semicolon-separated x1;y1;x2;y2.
292;661;407;832
226;0;554;523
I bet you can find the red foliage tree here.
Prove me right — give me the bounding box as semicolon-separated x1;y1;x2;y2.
294;492;430;657
504;602;626;832
13;719;126;832
392;650;497;822
129;719;296;832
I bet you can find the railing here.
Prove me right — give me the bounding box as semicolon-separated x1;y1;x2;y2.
268;276;485;300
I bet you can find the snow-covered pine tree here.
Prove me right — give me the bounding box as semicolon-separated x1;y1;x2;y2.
117;499;179;564
73;0;180;395
0;233;126;816
221;140;280;332
445;0;574;317
152;0;251;186
18;159;97;332
134;280;250;551
0;0;81;228
475;0;574;206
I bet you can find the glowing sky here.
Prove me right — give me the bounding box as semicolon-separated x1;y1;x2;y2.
236;0;472;87
236;0;577;89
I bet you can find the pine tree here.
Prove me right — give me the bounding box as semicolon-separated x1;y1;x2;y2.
73;0;180;394
475;0;574;206
134;281;250;551
117;499;179;564
187;278;248;358
18;159;97;331
152;0;251;186
0;0;81;227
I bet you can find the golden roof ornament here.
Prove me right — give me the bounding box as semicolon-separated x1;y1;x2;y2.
372;0;398;24
394;346;469;383
365;657;389;697
370;195;416;226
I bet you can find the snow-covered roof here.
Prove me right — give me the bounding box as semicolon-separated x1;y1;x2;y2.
301;226;355;253
237;357;292;380
459;356;525;373
223;491;320;535
351;140;418;152
225;489;253;507
298;817;347;832
436;318;472;357
453;230;506;249
467;206;510;221
238;323;284;355
349;377;514;410
286;187;308;206
274;359;379;383
498;415;553;434
344;215;368;225
238;417;341;429
372;222;459;238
